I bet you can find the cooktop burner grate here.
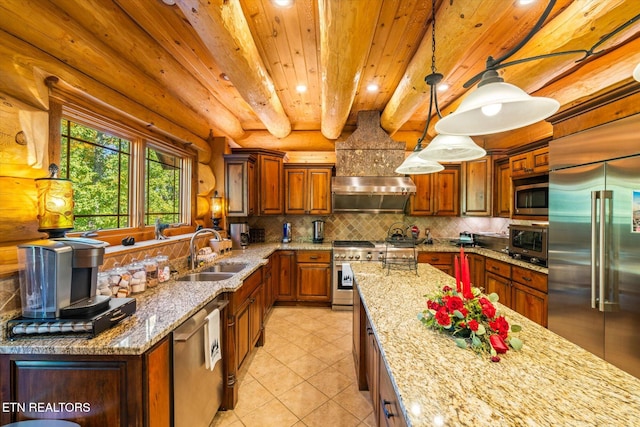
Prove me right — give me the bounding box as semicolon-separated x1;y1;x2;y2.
332;240;375;248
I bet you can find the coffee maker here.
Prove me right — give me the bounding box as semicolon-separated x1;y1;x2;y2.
229;222;250;249
18;238;111;319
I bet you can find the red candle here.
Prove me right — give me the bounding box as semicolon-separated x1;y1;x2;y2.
462;253;472;299
454;255;461;292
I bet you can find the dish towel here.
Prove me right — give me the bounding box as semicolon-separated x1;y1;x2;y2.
204;308;221;371
342;263;354;288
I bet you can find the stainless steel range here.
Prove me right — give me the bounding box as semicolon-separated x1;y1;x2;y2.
331;240;416;310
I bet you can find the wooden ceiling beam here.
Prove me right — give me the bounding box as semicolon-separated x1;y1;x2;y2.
0;30;209;152
318;0;382;140
175;0;292;139
380;0;510;136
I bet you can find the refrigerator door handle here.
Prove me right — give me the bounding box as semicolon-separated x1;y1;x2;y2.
598;190;607;312
591;191;599;309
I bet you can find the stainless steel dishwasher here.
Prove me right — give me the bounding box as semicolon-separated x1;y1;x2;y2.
173;297;228;427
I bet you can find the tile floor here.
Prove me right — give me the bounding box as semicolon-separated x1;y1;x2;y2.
210;306;375;427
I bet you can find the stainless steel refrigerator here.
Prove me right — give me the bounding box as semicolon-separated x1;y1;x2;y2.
549;113;640;379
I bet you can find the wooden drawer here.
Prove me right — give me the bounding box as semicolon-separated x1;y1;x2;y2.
485;258;511;278
296;250;332;263
512;265;548;293
417;252;453;265
232;267;263;308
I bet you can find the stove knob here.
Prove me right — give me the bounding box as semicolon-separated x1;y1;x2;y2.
348;255;354;260
378;253;384;260
366;253;372;260
402;254;407;259
354;254;360;260
530;257;539;264
340;254;347;260
334;254;340;260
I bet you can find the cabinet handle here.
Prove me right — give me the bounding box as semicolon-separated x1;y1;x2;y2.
382;400;395;419
431;258;439;262
521;276;532;282
250;298;256;303
310;256;319;260
366;327;373;335
491;266;499;271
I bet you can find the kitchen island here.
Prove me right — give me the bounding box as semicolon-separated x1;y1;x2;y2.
352;262;640;426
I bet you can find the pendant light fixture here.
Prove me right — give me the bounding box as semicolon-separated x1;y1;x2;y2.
437;0;640;136
634;63;640;82
395;0;485;174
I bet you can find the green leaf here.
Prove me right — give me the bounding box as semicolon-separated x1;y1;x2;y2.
455;338;467;349
511;324;522;333
488;293;499;303
472;336;482;347
509;337;524;351
453;310;465;319
476;324;486;335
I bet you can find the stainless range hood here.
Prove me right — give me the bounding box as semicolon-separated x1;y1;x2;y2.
331;176;416;213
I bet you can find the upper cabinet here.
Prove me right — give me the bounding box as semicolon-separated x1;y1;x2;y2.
510;146;549;179
284;164;333;215
409;165;460;216
224;152;257;217
461;156;493;217
494;159;512;218
227;149;286;216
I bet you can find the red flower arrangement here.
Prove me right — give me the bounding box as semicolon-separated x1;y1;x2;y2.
418;247;523;362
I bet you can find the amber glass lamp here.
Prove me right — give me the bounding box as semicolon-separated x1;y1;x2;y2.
211;190;223;230
35;163;74;238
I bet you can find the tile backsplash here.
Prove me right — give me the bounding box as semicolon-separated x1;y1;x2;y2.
247;213;514;243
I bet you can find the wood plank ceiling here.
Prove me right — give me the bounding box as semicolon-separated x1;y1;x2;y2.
1;0;639;156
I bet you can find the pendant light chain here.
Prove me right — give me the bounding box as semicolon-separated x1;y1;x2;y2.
431;0;437;75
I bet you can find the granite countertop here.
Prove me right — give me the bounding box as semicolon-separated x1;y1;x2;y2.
353;262;640;426
0;242;331;356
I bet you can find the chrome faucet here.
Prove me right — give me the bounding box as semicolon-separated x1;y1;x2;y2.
189;228;222;270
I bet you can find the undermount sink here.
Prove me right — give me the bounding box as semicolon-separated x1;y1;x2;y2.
176;272;236;282
203;263;248;273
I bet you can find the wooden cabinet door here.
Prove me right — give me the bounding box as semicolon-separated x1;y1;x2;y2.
531;146;549;175
513;283;548;327
462;156;492;216
469;253;485;288
485;271;512;307
276;251;296;301
494;160;511;218
145;338;171;427
259;154;283;215
236;300;251;369
263;255;274;315
284;167;307;214
433;166;460;216
510;152;531;178
296;262;331;302
307;168;332;214
365;317;380;422
408;173;434;215
249;284;263;348
3;358;139;426
224;154;256;217
378;363;408;427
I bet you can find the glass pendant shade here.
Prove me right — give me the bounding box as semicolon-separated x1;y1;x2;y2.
634;63;640;82
36;164;74;238
417;134;486;162
395;151;444;175
435;80;560;136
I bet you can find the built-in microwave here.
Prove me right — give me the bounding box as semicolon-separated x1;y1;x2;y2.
514;182;548;216
508;224;548;266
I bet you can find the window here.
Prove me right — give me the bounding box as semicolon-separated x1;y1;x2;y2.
59;117;191;233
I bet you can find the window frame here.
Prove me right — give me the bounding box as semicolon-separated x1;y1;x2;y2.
53;99;194;239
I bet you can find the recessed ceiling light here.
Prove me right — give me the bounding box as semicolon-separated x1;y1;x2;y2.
366;83;379;92
220;73;230;81
437;83;449;92
271;0;294;8
518;0;535;5
296;84;307;93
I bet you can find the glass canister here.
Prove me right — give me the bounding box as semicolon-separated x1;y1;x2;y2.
143;255;159;288
109;263;131;297
97;271;112;296
127;259;147;294
156;254;170;283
